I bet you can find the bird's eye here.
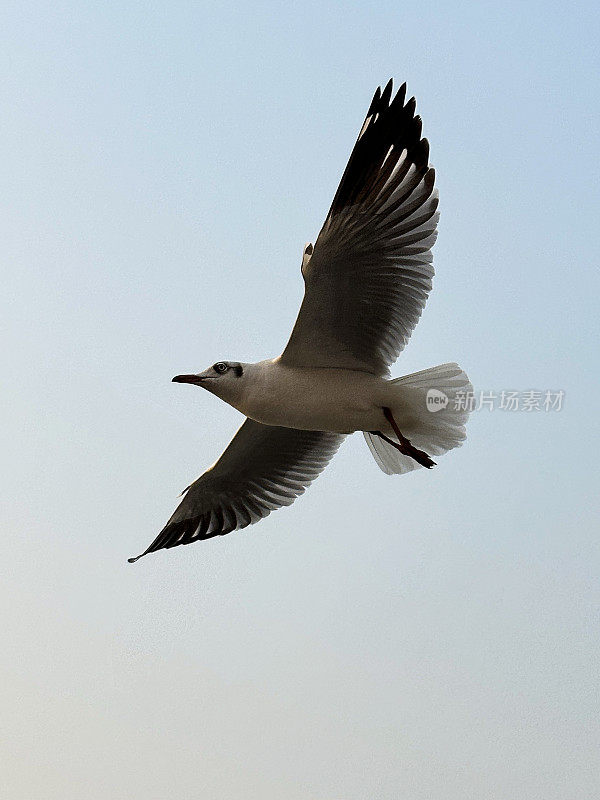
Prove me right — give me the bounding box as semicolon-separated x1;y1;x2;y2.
213;362;228;374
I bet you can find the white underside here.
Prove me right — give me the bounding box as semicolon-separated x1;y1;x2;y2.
236;363;396;433
226;360;472;474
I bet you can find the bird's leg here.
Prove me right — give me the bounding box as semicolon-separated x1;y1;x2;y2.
370;428;436;469
378;407;436;469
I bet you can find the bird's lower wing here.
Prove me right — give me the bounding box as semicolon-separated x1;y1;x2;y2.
281;80;438;375
129;419;344;561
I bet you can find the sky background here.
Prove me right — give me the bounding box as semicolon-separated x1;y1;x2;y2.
2;1;599;798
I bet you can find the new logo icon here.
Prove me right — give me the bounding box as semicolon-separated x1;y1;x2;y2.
426;389;449;412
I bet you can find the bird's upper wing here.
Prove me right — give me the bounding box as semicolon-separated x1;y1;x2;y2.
280;80;438;375
129;419;344;561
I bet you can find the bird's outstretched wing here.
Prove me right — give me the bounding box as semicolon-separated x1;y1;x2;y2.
281;80;438;375
129;420;343;561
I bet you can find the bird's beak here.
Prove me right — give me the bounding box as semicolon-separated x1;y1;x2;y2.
172;374;206;385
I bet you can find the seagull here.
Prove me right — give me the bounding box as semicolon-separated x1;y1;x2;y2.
129;79;472;563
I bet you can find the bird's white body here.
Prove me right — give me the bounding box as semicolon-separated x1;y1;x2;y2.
212;360;397;434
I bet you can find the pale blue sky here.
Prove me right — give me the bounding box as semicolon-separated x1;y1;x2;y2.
2;1;599;798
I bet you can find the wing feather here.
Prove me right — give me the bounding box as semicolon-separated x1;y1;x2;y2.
281;80;438;375
129;419;344;561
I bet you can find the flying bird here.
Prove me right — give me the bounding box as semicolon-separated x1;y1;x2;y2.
129;79;472;563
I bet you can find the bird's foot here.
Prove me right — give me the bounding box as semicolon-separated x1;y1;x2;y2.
378;407;437;469
398;438;436;469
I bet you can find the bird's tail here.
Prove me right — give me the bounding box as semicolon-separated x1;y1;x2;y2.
364;363;473;475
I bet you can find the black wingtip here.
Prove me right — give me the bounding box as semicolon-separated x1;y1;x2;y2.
367;85;382;115
127;554;142;563
390;82;407;111
381;78;393;106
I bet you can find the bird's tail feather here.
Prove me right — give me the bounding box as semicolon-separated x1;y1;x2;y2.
364;362;472;475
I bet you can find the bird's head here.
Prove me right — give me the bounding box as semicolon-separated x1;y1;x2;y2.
172;361;247;403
